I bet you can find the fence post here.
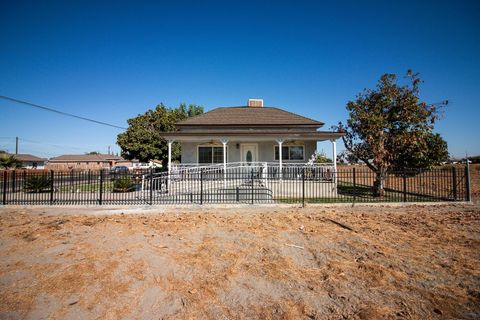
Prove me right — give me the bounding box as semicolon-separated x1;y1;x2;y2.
452;166;457;201
99;170;104;205
149;167;153;205
12;170;16;193
302;168;305;207
251;169;254;205
465;164;471;202
50;170;54;205
403;168;407;202
2;171;7;205
200;169;203;205
353;167;356;203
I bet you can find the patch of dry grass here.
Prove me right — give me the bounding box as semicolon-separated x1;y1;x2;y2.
0;204;479;319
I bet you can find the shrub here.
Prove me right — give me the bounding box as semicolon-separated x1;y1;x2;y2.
24;174;51;193
113;176;135;193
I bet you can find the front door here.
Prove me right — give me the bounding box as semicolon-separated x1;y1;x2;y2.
240;144;258;165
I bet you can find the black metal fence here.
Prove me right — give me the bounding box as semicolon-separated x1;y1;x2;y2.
0;166;471;205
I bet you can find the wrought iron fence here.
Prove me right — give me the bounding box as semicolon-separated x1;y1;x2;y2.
0;165;471;205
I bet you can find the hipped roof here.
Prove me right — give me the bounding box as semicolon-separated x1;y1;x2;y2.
12;154;47;162
49;154;123;162
176;106;324;127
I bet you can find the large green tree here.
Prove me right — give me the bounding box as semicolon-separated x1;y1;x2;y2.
338;70;448;196
117;103;203;165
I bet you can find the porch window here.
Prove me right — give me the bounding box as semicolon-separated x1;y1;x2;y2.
198;146;226;164
274;145;304;161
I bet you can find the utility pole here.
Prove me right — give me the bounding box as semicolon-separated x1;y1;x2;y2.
15;137;19;154
107;145;111;155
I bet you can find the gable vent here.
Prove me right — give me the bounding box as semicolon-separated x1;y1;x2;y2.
248;99;263;107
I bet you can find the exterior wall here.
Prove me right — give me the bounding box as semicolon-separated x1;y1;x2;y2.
180;140;317;164
114;160;140;168
46;161;111;171
21;161;46;169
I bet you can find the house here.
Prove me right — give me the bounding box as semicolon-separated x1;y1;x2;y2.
46;154;124;170
154;99;344;200
160;99;344;174
148;159;163;168
113;159;141;169
12;154;47;169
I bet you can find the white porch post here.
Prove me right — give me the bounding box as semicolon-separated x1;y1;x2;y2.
220;138;228;187
276;139;284;180
168;140;173;191
330;139;337;183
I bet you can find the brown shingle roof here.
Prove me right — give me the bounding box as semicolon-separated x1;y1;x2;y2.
12;154;47;162
176;106;324;127
49;154;123;162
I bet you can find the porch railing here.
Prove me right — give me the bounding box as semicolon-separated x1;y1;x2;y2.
170;162;335;178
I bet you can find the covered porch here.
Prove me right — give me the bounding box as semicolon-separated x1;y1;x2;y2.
160;130;343;181
162;130;342;174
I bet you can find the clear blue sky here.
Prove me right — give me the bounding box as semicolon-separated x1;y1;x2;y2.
1;0;479;158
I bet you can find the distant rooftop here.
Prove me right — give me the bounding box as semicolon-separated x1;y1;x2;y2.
11;153;47;162
49;154;123;162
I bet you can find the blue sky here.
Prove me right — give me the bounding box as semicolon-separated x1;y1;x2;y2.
0;0;479;158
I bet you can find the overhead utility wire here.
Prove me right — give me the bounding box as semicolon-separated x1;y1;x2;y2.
0;95;127;130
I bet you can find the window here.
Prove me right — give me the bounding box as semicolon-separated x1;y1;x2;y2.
274;146;289;160
274;145;304;161
198;146;226;164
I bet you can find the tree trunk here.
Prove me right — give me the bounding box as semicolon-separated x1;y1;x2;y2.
373;169;386;197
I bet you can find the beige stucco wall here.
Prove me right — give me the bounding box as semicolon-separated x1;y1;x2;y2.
180;140;317;164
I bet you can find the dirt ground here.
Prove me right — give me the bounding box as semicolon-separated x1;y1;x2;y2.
0;203;479;320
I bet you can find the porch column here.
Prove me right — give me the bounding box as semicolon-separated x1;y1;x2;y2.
220;138;229;187
276;139;284;180
167;140;173;191
330;139;337;183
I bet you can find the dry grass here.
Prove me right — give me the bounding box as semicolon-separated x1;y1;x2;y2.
0;204;479;319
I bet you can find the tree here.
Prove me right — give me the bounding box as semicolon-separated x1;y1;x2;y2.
337;70;448;196
117;103;203;165
337;151;360;165
392;132;449;169
86;151;100;155
0;154;23;169
307;150;332;164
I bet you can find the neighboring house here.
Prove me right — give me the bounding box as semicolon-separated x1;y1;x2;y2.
114;159;140;169
149;159;163;168
12;154;47;169
160;99;344;173
46;154;124;170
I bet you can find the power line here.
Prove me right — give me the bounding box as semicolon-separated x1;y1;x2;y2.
0;136;114;150
20;139;105;152
0;95;127;130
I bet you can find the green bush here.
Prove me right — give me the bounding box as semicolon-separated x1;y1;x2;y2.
113;176;135;193
24;174;52;193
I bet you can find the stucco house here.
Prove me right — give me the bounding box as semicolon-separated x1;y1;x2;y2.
160;99;344;174
153;99;344;200
12;154;47;169
46;154;124;170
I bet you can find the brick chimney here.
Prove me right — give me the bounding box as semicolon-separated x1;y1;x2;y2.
248;99;263;107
